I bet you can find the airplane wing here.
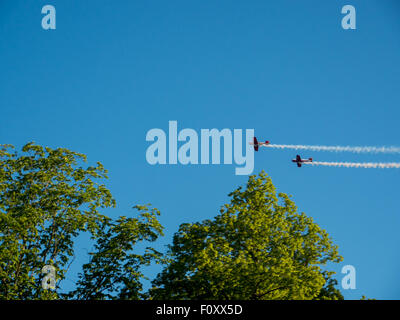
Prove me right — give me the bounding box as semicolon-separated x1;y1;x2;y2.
253;137;259;151
297;162;302;167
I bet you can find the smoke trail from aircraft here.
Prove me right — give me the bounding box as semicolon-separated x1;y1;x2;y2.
304;161;400;169
262;144;400;154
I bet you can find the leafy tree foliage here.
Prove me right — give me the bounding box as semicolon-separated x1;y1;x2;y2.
0;143;114;299
150;171;343;300
0;143;345;300
316;272;344;300
0;143;164;300
67;205;164;300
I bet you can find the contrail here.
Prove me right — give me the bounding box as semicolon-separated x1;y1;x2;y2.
304;161;400;169
262;144;400;154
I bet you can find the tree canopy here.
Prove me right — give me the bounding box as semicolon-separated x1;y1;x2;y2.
0;143;345;300
0;143;162;299
150;171;343;300
67;205;164;300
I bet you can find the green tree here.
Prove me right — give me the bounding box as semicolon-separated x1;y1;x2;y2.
316;272;344;300
0;143;114;299
150;171;343;300
0;143;165;300
67;205;164;300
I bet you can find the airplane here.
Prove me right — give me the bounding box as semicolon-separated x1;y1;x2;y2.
292;155;313;167
249;137;270;151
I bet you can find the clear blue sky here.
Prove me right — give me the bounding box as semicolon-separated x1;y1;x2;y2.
1;0;400;299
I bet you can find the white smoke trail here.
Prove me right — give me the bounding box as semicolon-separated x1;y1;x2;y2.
304;161;400;169
262;144;400;154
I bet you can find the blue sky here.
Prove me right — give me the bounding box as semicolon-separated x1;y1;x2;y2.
1;0;400;299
